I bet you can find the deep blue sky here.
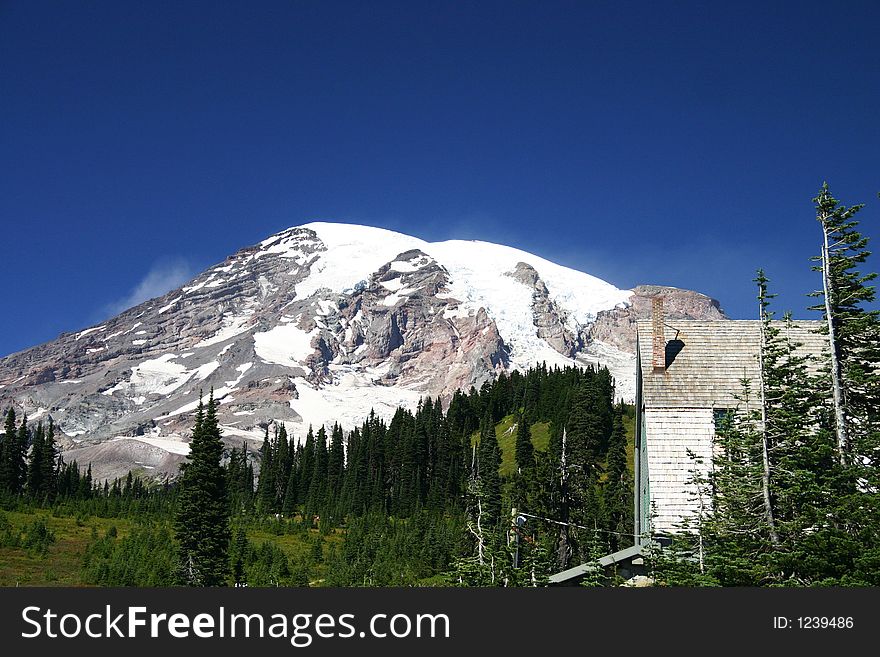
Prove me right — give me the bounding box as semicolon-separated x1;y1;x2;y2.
2;1;879;357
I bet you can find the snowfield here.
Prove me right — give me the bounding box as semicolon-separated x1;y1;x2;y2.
292;222;633;376
253;324;317;366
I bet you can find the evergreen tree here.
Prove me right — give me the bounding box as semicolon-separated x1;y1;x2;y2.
40;420;59;502
564;381;607;561
175;392;231;586
327;423;345;504
226;442;254;514
273;424;290;505
510;412;535;510
298;426;315;506
755;270;781;547
26;421;44;498
231;526;248;586
0;408;25;495
603;406;632;551
476;411;501;526
306;426;328;515
279;469;295;514
514;411;534;472
810;183;880;464
256;426;275;513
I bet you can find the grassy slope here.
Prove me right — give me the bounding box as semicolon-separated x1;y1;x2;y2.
473;408;635;479
0;509;338;587
471;414;552;477
0;511;127;586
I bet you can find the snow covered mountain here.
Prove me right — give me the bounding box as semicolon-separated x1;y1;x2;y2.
0;222;724;480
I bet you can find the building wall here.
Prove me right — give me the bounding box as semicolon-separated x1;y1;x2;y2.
644;407;715;534
635;407;651;542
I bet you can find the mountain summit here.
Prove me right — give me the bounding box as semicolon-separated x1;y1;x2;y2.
0;223;724;479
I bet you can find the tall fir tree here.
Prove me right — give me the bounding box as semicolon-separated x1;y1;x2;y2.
306;426;328;515
0;408;25;494
298;426;315;506
755;270;781;548
175;392;231;586
16;413;28;494
41;419;59;502
256;425;276;513
511;411;535;510
603;406;633;551
327;423;345;505
476;411;502;526
514;411;534;472
810;183;880;464
565;381;607;561
26;421;44;498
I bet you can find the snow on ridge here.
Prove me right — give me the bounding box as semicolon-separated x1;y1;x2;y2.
29;407;49;421
157;296;182;314
253;324;317;366
194;312;255;348
291;222;630;319
252;221;631;369
288;375;424;437
75;325;106;340
426;239;631;325
111;436;191;456
103;354;218;400
291;223;425;299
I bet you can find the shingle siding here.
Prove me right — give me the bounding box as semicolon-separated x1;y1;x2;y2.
645;408;714;533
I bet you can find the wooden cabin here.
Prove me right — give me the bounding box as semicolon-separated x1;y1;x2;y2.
633;298;827;541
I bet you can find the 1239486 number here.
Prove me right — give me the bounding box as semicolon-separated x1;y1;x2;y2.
798;617;853;629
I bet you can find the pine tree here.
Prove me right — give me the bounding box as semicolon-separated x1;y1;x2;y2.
273;424;290;505
327;423;345;504
175;392;231;586
26;421;44;498
0;408;24;495
231;526;248;586
476;411;501;526
40;420;59;502
510;411;535;510
298;426;315;506
564;381;607;561
256;426;275;513
281;465;298;515
755;270;781;547
703;386;772;585
306;426;328;515
603;406;633;551
810;183;880;464
226;442;254;514
514;411;534;472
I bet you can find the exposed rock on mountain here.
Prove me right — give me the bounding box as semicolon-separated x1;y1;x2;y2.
589;284;727;352
507;262;581;358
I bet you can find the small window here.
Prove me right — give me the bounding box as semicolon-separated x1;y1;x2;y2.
713;408;734;433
